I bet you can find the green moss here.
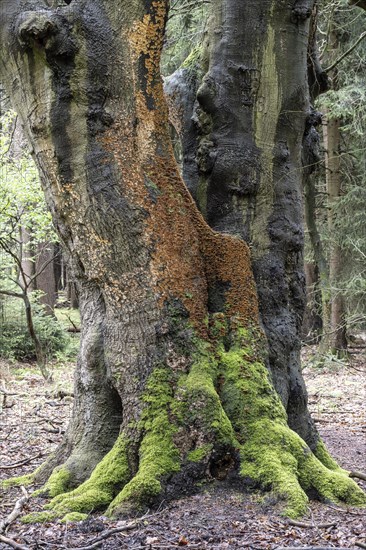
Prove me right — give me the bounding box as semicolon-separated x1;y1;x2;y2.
314;439;344;472
107;369;181;516
219;343;286;435
240;419;310;517
33;466;71;498
21;511;58;524
187;444;213;463
181;45;203;71
298;450;366;509
46;435;130;515
217;328;366;518
181;344;239;447
1;463;46;489
61;512;88;523
2;472;36;489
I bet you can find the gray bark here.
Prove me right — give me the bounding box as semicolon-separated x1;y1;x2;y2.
173;0;319;448
1;0;362;519
0;0;258;484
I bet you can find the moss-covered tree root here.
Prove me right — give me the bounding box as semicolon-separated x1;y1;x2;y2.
7;328;365;523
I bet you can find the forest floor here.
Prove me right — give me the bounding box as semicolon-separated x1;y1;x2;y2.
0;346;365;550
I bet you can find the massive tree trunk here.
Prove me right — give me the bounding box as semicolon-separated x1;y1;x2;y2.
1;0;364;522
168;0;318;445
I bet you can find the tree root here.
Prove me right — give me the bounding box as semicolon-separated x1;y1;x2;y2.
350;471;366;481
8;329;365;523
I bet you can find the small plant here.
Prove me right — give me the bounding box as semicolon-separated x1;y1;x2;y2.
0;298;71;364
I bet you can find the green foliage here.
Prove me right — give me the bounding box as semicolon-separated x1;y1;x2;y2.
161;0;209;75
0;111;56;250
308;2;366;331
0;298;70;362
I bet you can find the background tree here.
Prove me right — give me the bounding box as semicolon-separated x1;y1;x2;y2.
0;111;61;377
1;0;364;522
303;0;366;353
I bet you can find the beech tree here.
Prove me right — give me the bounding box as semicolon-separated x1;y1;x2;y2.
1;0;364;522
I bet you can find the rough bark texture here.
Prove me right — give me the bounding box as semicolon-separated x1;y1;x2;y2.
1;0;364;522
177;0;317;446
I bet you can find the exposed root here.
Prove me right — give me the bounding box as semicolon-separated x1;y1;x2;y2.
41;435;130;517
107;370;181;517
218;332;365;518
12;328;366;523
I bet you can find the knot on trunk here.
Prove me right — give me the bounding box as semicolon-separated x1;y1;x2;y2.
291;5;312;22
16;10;76;58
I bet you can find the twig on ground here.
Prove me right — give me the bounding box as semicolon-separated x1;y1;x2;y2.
349;470;366;481
35;411;63;427
323;503;364;515
0;487;28;534
0;387;17;396
0;454;42;470
355;542;366;549
287;519;336;529
75;521;138;549
0;534;29;550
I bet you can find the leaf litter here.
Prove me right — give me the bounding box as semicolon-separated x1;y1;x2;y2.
0;348;365;549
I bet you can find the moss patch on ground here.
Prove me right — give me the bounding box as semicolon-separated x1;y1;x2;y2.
61;512;88;523
2;472;36;489
21;511;58;524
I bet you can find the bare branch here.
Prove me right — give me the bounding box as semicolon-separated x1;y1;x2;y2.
0;534;29;550
0;487;29;534
0;288;24;299
325;31;366;73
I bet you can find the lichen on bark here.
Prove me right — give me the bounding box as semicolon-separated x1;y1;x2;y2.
0;0;365;524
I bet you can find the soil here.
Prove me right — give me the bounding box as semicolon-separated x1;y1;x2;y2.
0;347;365;549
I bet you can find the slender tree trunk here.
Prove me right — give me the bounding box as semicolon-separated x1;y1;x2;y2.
321;20;347;355
302;109;329;347
323;113;347;354
35;243;58;314
0;0;364;522
22;292;52;379
302;263;322;343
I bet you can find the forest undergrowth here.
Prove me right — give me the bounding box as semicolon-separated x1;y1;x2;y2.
0;345;365;549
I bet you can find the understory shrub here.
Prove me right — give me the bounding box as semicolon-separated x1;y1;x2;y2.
0;300;71;362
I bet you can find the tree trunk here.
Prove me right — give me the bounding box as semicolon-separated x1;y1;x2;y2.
35;243;58;314
302;263;322;344
0;0;364;521
302;106;326;346
323;113;347;354
23;292;51;380
320;22;347;355
185;0;318;445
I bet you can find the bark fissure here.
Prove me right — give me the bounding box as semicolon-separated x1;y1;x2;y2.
1;0;364;521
